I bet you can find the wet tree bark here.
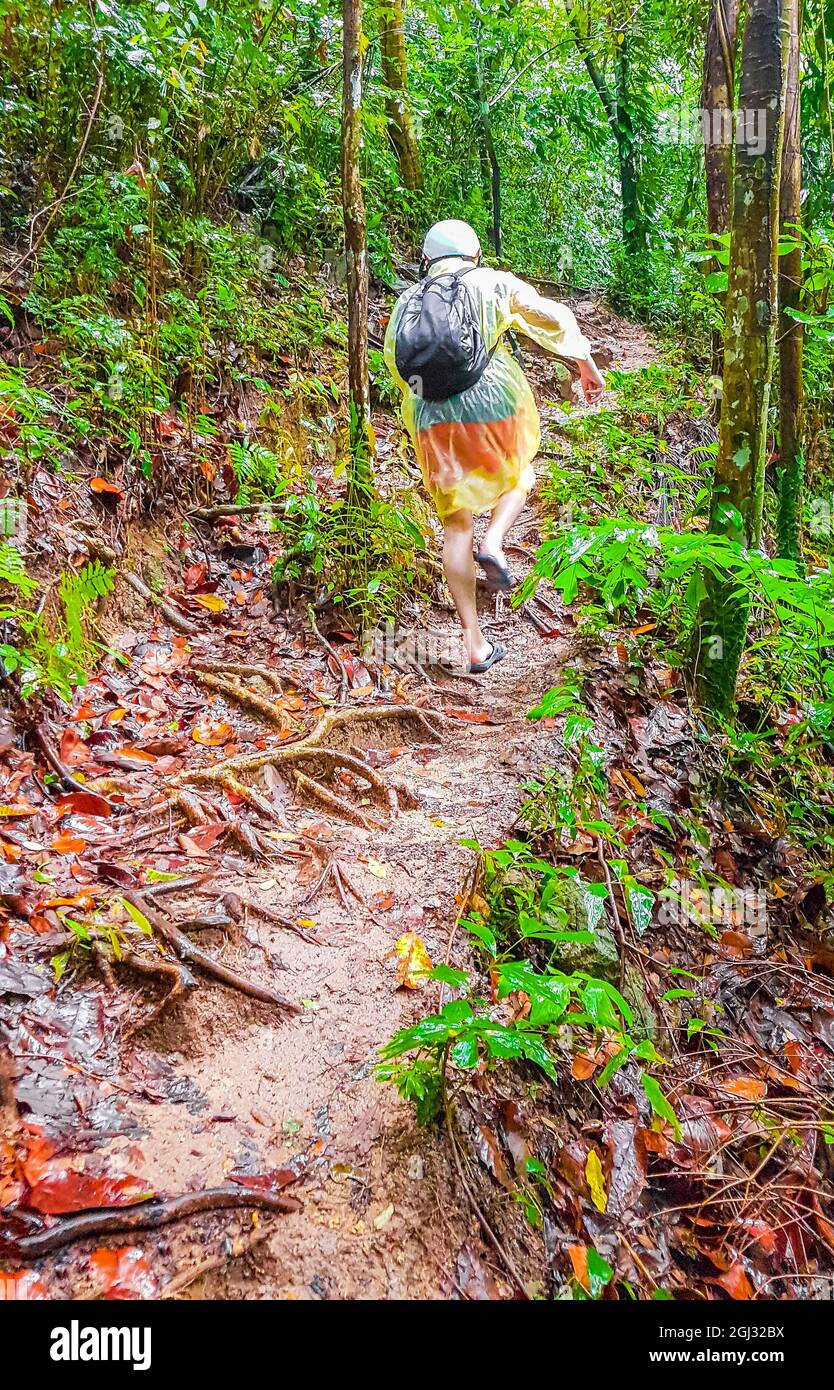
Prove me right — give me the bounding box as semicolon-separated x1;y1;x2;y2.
341;0;372;480
379;0;421;191
694;0;786;712
702;0;741;373
777;0;804;562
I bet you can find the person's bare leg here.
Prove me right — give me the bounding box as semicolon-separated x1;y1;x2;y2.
443;509;491;666
480;486;529;568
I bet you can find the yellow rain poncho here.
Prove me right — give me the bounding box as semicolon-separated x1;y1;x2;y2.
384;259;592;520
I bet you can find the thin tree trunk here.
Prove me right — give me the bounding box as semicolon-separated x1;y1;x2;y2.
379;0;421;191
564;3;646;256
694;0;785;712
702;0;741;372
341;0;372;479
472;20;502;257
777;0;804;562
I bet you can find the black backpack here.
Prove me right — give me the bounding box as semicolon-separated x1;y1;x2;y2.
394;264;494;402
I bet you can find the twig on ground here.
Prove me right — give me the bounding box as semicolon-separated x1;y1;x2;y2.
1;1186;302;1261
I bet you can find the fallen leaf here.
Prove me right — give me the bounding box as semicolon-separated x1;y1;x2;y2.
585;1149;608;1213
0;804;38;819
89;1247;160;1300
192;720;234;746
373;1203;394;1230
715;1262;753;1300
90;477;125;496
394;932;433;989
192;593;227;612
0;1270;49;1300
55;791;112;818
718;1077;766;1101
51;832;87;855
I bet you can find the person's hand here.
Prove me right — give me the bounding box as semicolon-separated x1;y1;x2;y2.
578;356;605;404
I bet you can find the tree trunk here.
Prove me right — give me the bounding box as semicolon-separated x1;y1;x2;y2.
613;40;646;254
379;0;421;191
471;19;502;257
702;0;741;373
341;0;372;482
776;0;804;562
564;4;646;256
694;0;785;712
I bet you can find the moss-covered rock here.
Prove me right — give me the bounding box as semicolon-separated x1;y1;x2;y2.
544;875;620;984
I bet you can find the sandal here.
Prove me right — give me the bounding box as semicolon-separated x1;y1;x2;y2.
469;641;506;674
474;551;514;593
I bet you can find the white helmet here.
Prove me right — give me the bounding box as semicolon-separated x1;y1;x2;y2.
422;219;481;262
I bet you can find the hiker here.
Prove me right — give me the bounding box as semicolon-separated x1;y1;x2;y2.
384;218;604;673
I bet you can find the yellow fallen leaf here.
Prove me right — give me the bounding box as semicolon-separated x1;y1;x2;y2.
585;1149;607;1213
192;593;227;612
394;932;433;989
366;858;387;879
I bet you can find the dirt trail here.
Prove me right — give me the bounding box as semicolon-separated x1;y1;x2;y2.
9;304;656;1300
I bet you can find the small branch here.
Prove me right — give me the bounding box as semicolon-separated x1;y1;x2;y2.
1;1186;302;1261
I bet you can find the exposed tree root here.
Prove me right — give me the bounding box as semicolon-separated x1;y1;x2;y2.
124;571;199;635
293;770;385;831
192;659;286;694
223;892;320;944
1;1186;302;1261
123;891;301;1015
171;704;443;787
193;669;299;731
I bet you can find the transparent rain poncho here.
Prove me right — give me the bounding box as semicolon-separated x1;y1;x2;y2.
384;258;592;520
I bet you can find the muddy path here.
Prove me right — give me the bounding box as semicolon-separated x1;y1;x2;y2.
2;303;656;1300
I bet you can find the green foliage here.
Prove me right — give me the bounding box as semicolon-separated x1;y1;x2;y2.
1;559;114;701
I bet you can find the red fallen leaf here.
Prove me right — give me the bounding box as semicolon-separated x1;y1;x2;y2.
59;729;91;766
741;1218;777;1256
26;1167;151;1215
89;1247;160;1300
0;1270;49;1300
55;790;112;818
27;914;54;935
443;707;500;724
39;892;96;910
715;1262;753;1300
90;477;125;497
229;1169;298;1193
51;831;87;855
179;821;227;851
183;561;208;591
718;1076;766;1101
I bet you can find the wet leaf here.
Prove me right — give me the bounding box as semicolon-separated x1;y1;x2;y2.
192;593;227;612
585;1148;607;1213
715;1262;753;1300
718;1076;766;1101
192;720;234;746
51;832;88;855
55;791;112;818
89;1247;160;1300
394;932;433;989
